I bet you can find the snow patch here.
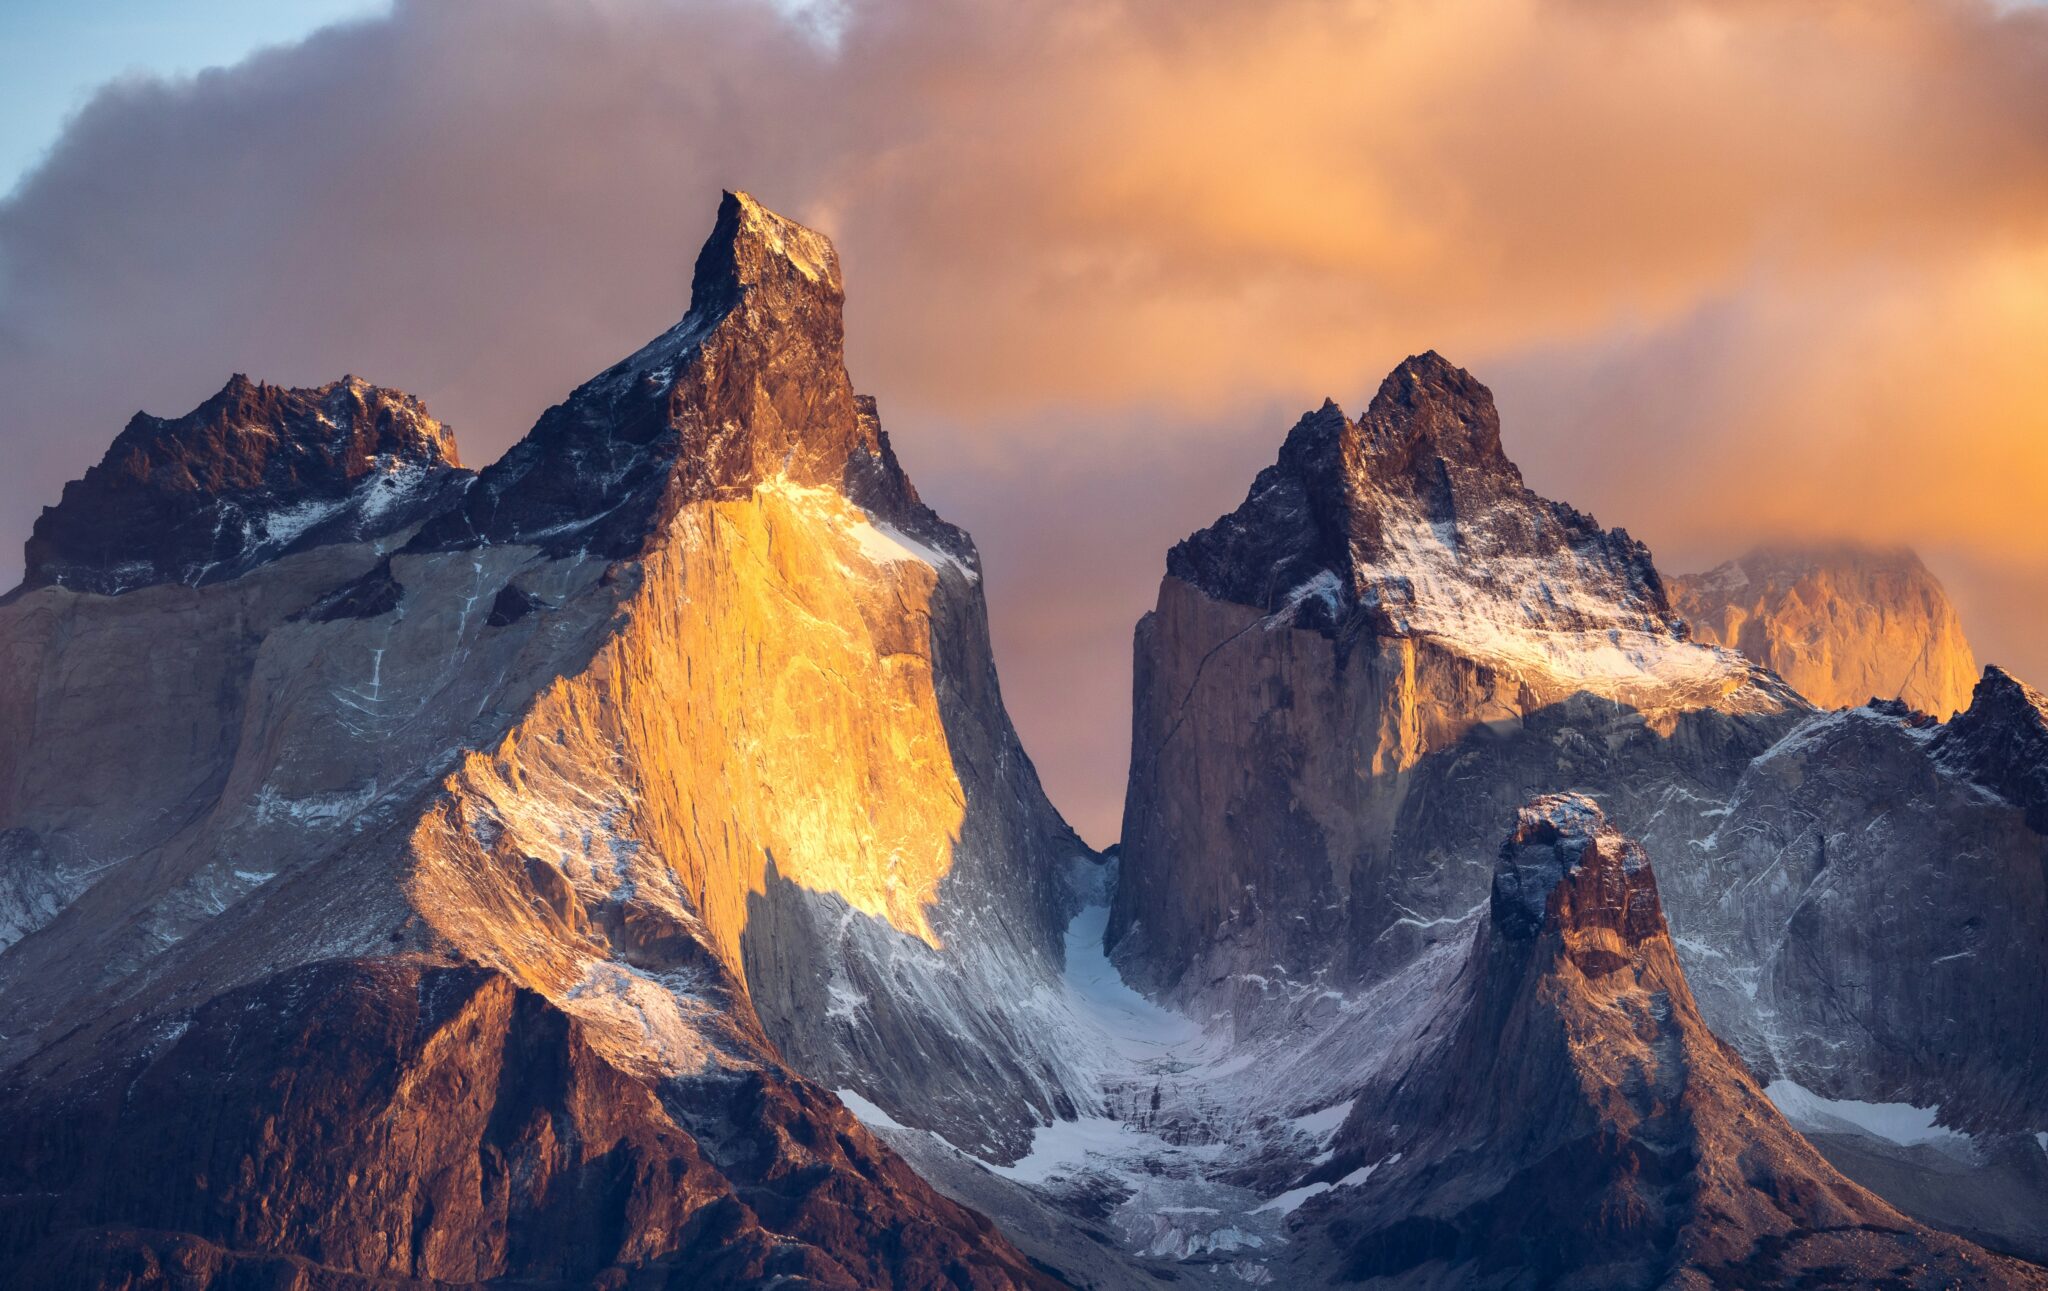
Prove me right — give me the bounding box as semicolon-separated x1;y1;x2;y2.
847;516;978;583
1765;1080;1976;1158
836;1087;909;1132
1339;509;1757;707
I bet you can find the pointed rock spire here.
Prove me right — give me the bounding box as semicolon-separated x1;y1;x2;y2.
687;189;843;321
415;190;940;561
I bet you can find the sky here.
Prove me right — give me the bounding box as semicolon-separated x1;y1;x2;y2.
2;0;2047;844
0;1;391;196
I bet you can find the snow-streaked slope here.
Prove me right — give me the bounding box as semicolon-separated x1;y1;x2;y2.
839;865;1475;1284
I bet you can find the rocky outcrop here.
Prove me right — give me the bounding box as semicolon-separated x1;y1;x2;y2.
1671;544;1981;718
1933;663;2048;831
1282;797;2046;1289
14;375;469;597
1667;673;2048;1134
0;193;1085;1286
1112;354;1801;1005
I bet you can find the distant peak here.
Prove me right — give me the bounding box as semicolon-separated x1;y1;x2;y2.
687;189;843;322
17;377;467;596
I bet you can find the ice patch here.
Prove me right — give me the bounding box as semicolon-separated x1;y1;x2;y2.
1251;1181;1330;1216
1287;1098;1355;1142
991;1114;1222;1185
1059;902;1206;1067
1765;1079;1975;1157
1251;1155;1393;1215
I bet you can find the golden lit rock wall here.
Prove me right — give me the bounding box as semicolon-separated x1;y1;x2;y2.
405;482;975;1064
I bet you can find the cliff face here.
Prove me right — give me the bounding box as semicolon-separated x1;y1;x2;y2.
0;193;1082;1287
1671;545;1980;718
1282;797;2046;1289
1667;674;2048;1133
1113;355;1801;1004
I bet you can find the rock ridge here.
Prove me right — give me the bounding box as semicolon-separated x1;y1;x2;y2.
1933;663;2048;832
1167;350;1678;651
16;375;467;596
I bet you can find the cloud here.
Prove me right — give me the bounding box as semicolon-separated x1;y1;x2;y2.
4;0;2047;840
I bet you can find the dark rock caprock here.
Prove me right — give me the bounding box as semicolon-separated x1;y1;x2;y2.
15;375;469;596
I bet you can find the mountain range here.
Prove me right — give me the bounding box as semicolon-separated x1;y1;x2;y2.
0;193;2040;1289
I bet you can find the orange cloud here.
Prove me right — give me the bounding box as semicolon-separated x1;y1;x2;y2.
3;0;2047;841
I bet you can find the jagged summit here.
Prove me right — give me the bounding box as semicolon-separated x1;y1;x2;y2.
1166;352;1762;706
1672;542;1980;717
17;375;467;596
413;190;953;562
1355;349;1516;483
1934;664;2048;832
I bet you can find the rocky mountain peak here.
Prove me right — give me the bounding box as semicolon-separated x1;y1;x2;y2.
1162;353;1754;709
687;188;844;320
1353;349;1518;496
1672;542;1980;716
414;191;953;563
1933;664;2048;832
16;375;467;596
1489;793;1664;955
